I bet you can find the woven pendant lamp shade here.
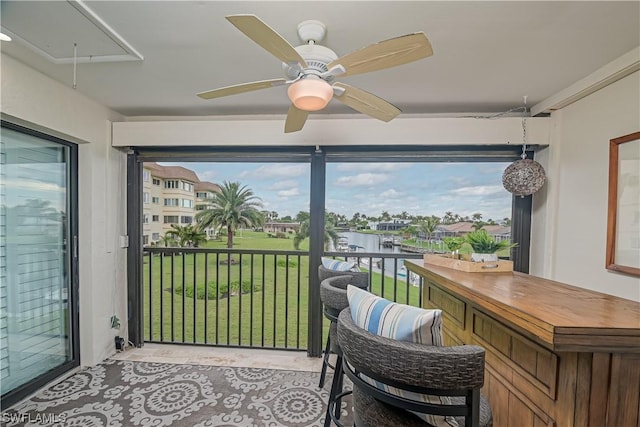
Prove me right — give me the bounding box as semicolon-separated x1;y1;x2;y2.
502;158;546;196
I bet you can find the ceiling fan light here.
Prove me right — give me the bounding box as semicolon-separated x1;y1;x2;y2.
287;78;333;111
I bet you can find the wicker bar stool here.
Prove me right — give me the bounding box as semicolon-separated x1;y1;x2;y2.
336;308;493;427
318;268;368;427
317;265;369;389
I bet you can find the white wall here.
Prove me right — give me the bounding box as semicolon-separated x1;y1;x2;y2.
531;71;640;302
112;115;551;147
1;53;129;365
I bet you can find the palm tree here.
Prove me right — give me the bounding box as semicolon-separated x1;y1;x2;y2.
184;225;207;247
165;224;207;247
472;213;486;230
443;211;456;224
293;216;340;250
405;225;418;240
158;234;176;247
295;211;310;224
472;221;486;231
293;221;309;250
418;216;440;252
195;181;264;249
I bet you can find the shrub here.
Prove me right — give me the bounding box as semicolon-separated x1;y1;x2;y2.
173;280;260;300
174;281;218;300
230;280;261;294
277;258;297;268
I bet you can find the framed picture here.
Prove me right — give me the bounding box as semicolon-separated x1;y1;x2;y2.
606;131;640;276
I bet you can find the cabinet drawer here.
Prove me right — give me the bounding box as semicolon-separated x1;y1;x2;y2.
427;282;466;329
472;309;558;399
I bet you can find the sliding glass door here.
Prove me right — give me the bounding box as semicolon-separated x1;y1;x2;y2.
0;123;79;407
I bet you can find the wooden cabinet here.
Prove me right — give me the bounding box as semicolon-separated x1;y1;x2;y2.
406;260;640;427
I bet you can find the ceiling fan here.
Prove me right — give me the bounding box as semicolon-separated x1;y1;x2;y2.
197;15;433;133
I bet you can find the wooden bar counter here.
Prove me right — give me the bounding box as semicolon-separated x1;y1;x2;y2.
406;260;640;427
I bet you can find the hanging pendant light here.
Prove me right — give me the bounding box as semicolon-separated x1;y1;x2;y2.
502;101;546;197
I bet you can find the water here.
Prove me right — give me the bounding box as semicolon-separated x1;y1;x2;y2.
338;231;402;254
335;232;407;278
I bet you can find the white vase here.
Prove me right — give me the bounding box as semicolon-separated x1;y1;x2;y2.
471;253;498;262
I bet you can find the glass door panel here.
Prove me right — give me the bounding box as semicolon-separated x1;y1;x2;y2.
1;126;75;398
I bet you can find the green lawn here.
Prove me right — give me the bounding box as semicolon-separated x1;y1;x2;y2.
143;231;421;350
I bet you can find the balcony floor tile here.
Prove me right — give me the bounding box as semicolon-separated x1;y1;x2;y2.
110;343;324;372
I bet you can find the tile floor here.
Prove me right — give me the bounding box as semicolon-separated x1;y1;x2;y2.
110;343;325;372
7;345;325;411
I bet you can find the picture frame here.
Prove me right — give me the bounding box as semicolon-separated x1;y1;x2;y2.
606;131;640;277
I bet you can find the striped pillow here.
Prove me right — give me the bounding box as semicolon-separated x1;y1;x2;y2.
321;257;359;272
346;286;458;427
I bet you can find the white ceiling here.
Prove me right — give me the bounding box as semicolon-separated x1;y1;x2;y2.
1;1;639;119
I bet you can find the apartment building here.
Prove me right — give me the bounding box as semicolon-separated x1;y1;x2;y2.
195;181;222;238
142;163;219;245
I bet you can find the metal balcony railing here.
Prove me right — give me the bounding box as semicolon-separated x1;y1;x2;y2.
143;248;424;351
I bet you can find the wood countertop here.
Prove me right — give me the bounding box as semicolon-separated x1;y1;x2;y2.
406;260;640;352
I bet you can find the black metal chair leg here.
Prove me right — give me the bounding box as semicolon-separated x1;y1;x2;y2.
319;332;332;388
333;356;344;421
324;354;343;427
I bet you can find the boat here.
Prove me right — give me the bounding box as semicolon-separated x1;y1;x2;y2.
336;236;349;252
398;259;407;277
398;265;407;277
381;235;394;248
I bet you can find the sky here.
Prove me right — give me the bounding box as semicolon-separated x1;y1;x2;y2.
162;161;513;222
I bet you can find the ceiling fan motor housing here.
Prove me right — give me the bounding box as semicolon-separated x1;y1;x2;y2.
283;44;338;80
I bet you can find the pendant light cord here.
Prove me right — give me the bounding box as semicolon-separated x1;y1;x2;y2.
73;43;78;89
521;96;528;159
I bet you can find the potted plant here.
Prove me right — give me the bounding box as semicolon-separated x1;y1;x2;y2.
443;237;464;259
464;230;516;262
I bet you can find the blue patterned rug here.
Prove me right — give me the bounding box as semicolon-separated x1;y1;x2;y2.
3;359;351;426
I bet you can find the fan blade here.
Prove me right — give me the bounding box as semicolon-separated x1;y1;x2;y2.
284;105;309;133
328;32;432;77
226;15;307;67
333;82;400;122
197;79;287;100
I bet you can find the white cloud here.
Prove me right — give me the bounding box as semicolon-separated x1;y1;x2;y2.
450;176;472;186
240;164;308;179
4;179;64;193
197;170;218;182
379;188;402;198
334;173;388;187
477;165;508;175
269;179;299;190
451;185;505;196
278;188;300;197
